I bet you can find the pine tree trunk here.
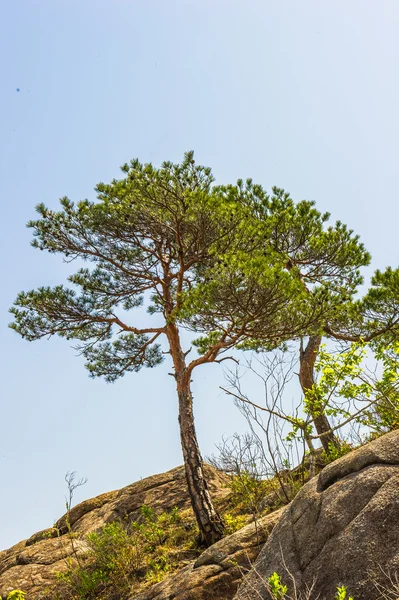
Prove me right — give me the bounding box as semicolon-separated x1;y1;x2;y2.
177;378;225;546
167;324;224;546
299;336;340;452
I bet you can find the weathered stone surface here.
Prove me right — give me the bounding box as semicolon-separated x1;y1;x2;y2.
26;529;60;547
235;430;399;600
5;432;397;600
0;464;229;599
130;508;283;600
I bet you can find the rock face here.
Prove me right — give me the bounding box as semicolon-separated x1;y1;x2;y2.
0;465;229;599
235;429;399;600
130;509;283;600
3;431;398;600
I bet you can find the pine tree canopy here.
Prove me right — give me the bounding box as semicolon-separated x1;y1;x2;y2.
10;152;390;381
339;267;399;344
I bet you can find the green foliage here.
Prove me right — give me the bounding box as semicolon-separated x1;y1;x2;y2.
9;152;372;383
56;561;108;600
53;506;197;599
130;505;184;552
306;341;399;439
371;343;399;431
335;585;354;600
321;441;353;465
268;572;288;599
284;418;312;444
229;471;270;515
357;267;399;341
223;512;248;534
6;592;26;600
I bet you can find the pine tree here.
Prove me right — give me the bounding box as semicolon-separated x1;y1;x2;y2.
10;153;319;545
216;184;371;451
12;153;388;538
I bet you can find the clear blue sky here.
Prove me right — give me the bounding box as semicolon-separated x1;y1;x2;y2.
1;0;398;550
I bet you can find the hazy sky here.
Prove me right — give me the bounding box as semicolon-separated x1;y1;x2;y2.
1;0;398;550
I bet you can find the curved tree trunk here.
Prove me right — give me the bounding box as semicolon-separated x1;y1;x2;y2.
299;335;340;452
167;324;225;546
177;377;225;545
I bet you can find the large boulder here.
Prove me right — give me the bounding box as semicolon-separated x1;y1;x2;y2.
235;429;399;600
0;465;229;599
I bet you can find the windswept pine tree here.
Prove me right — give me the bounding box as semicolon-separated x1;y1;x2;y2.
13;153;397;541
10;153;333;545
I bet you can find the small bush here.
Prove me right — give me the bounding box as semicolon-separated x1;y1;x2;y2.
334;586;354;600
52;505;198;599
224;512;248;534
268;572;288;599
229;471;270;515
7;592;26;600
321;441;353;465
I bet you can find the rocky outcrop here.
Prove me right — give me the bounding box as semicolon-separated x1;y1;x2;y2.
4;432;398;600
235;429;399;600
130;508;283;600
0;465;229;599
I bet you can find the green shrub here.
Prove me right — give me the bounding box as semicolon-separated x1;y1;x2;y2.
335;585;354;600
52;505;197;599
56;562;109;600
268;572;288;599
224;512;248;534
7;592;26;600
229;471;270;514
321;441;353;465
